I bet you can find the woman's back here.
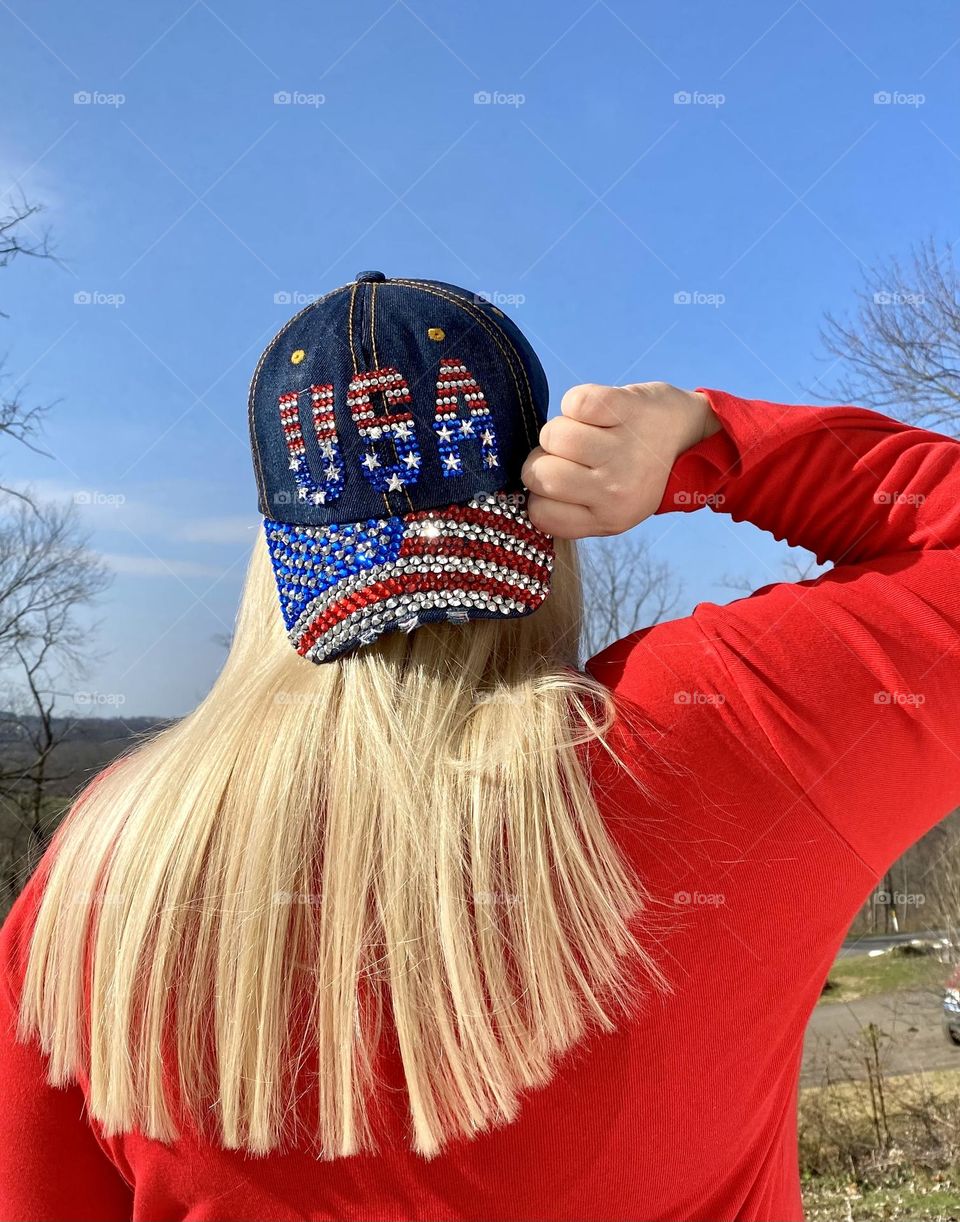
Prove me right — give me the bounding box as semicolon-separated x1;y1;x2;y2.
3;285;960;1221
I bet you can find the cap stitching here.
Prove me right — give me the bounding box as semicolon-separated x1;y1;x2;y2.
371;285;408;514
390;279;536;445
247;284;351;510
370;282;379;369
346;282;359;377
371;281;416;515
352;283;393;516
389;280;538;449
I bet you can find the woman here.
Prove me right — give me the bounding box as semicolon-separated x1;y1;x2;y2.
2;272;960;1222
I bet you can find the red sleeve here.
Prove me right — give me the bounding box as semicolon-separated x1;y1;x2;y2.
0;860;134;1222
587;388;960;881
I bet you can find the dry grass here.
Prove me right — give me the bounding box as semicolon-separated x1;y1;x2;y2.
800;1068;960;1220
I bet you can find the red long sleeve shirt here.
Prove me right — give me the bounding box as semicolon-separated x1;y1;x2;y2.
4;388;960;1222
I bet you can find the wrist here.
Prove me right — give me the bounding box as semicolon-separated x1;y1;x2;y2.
690;390;723;444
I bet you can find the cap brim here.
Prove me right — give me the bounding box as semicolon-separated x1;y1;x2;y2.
264;490;554;663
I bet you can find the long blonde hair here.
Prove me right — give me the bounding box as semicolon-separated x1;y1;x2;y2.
18;529;664;1159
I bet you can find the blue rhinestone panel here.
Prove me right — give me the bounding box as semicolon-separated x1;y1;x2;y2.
264;515;405;630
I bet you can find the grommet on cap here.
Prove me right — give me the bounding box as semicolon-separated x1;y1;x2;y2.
355;270;386;283
290;349;306;365
427;327;445;342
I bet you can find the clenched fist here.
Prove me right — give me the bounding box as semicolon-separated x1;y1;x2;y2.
521;381;721;540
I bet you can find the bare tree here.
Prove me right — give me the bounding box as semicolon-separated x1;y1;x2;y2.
815;237;960;432
720;549;829;598
0;196;112;908
920;821;960;956
0;196;57;506
814;237;960;944
579;532;683;661
0;510;112;905
0;194;54;282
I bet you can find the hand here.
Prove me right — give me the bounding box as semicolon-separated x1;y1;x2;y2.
521;381;721;540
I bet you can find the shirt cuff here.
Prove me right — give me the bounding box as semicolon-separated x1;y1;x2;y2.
654;388;807;516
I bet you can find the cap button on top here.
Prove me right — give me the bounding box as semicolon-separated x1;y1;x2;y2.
355;270;386;283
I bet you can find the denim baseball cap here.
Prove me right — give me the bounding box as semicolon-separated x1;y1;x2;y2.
248;272;555;663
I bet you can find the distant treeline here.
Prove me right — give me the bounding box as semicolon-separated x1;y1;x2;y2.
0;713;170;916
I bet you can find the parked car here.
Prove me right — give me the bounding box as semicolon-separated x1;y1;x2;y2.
944;965;960;1045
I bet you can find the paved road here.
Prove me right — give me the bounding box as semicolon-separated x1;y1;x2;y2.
837;930;949;959
802;984;959;1086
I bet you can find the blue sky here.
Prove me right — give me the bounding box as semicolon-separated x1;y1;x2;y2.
1;0;958;716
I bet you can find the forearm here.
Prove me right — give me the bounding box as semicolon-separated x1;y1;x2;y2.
659;388;960;567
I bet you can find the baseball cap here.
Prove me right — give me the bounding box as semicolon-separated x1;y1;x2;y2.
248;272;555;663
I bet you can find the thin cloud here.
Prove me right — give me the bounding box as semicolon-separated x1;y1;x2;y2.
175;516;258;544
4;480;257;545
99;552;226;579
